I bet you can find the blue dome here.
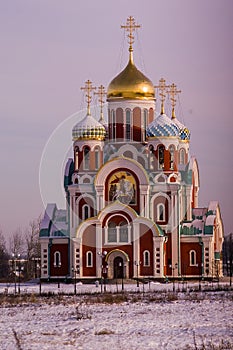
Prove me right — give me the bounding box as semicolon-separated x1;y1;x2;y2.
172;118;191;141
146;113;190;141
146;113;180;138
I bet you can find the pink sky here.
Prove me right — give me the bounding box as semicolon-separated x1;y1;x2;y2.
0;0;232;238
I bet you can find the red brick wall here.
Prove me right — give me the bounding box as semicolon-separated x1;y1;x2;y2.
82;225;96;277
139;224;153;275
116;108;124;140
50;243;69;276
180;242;202;276
133;107;141;142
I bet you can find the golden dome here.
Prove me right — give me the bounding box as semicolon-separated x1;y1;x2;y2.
107;55;155;100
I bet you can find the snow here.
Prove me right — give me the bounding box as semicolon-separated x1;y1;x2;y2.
0;282;232;350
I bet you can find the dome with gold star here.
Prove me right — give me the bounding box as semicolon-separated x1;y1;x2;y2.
107;55;155;100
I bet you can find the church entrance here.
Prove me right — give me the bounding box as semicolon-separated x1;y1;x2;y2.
114;256;124;279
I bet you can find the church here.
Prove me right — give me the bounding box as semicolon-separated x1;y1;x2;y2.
39;17;224;282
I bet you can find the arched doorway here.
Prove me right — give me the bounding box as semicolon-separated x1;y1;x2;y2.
114;256;124;278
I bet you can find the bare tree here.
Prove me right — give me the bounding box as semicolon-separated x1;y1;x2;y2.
0;229;9;279
25;216;41;279
9;228;25;257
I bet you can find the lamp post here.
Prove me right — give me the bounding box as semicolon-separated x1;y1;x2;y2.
98;251;107;293
119;262;124;291
228;260;232;287
134;261;141;288
38;263;43;295
12;253;20;295
72;266;77;295
199;262;203;291
169;263;178;292
12;254;17;295
18;255;21;295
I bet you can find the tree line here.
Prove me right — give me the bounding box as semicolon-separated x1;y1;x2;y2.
0;217;41;281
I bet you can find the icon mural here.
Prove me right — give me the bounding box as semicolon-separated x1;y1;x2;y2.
108;171;136;205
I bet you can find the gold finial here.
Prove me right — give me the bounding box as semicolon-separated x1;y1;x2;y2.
168;83;181;119
121;16;141;60
81;80;96;115
154;78;170;114
94;85;107;122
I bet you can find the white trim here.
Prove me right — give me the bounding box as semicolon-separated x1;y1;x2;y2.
189;250;197;266
143;250;150;267
157;203;166;222
53;251;61;267
82;204;90;220
86;251;93;267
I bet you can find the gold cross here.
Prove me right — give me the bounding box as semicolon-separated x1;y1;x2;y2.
81;80;96;115
94;85;107;122
121;16;141;51
154;78;170;114
168;83;181;119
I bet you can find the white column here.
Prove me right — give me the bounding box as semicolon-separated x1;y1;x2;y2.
96;224;102;278
133;222;140;277
171;190;178;277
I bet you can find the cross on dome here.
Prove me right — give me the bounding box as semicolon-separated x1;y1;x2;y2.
154;78;170;115
121;16;141;53
94;85;107;122
168;83;181;119
81;80;96;115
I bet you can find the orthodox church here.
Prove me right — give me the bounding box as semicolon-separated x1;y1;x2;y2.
40;17;224;282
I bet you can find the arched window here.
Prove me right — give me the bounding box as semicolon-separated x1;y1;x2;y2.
86;251;93;267
126;109;131;140
108;222;117;243
54;251;61;267
119;221;128;242
158;145;164;169
157;203;165;222
82;204;90;220
189;250;197;266
149;145;154;170
143;250;150;266
143;109;148;140
83;146;90;170
75;146;79;170
179;149;185;165
169;145;175;170
111;110;116;140
94;147;100;169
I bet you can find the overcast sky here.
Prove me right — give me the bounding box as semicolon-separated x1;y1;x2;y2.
0;0;232;239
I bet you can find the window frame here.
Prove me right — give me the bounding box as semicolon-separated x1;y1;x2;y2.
86;251;93;267
125;109;131;141
157;203;166;222
189;250;197;266
143;250;150;267
83;146;90;170
54;251;61;267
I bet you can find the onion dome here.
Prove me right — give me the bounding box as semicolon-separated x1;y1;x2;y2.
107;54;155;100
72;113;106;141
172;117;190;141
147;113;180;138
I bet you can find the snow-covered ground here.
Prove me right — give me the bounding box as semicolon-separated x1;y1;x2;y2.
0;282;232;350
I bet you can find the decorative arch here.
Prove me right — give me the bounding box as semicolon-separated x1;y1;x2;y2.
95;157;149;188
76;194;95;220
79;174;93;184
105;249;130;279
150;192;170;223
